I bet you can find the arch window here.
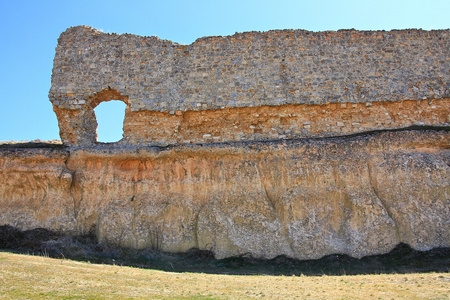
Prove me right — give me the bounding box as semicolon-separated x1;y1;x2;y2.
94;100;127;143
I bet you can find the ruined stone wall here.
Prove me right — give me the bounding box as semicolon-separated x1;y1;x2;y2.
49;26;449;145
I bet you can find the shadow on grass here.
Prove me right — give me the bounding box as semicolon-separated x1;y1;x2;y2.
1;225;448;276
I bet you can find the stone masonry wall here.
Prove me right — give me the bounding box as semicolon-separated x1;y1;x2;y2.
49;26;450;145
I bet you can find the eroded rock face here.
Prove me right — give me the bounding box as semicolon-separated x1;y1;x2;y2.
0;147;74;232
1;129;448;259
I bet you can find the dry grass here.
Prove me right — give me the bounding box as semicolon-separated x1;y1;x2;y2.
0;252;448;299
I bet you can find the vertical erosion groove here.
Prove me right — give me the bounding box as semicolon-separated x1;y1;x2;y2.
256;162;277;213
367;159;400;241
61;150;79;233
256;160;296;256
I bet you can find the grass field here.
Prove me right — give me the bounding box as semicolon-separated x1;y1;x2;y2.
0;252;449;299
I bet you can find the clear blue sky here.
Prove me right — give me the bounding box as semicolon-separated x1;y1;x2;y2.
0;0;448;142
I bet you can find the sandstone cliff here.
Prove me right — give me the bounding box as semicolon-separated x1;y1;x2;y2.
1;128;448;259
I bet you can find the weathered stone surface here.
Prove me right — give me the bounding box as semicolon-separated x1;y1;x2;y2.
0;147;74;232
1;129;448;259
49;27;449;146
2;27;448;260
51;27;449;111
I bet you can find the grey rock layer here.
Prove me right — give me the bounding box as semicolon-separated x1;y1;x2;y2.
50;27;449;112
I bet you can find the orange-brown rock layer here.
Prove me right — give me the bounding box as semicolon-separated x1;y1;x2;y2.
53;97;450;146
0;129;449;259
122;98;450;145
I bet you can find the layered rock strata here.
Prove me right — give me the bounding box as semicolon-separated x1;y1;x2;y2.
3;27;449;260
1;129;448;259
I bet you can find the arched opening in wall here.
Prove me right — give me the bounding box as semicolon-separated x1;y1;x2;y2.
94;100;127;143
